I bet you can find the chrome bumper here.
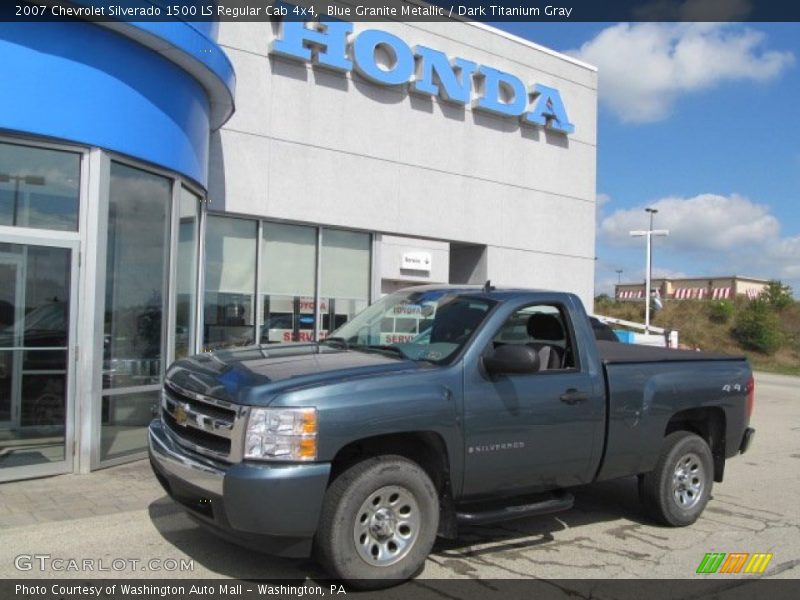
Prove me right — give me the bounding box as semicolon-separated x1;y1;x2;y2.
148;419;225;496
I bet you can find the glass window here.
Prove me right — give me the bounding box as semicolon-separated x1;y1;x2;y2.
260;222;317;344
0;243;72;469
320;229;370;338
0;142;80;231
100;390;160;463
100;163;171;464
102;163;171;389
203;215;256;350
491;304;576;371
325;289;495;364
175;188;200;359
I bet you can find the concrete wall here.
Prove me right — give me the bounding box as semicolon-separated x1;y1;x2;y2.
376;234;450;290
735;280;769;296
210;20;598;305
450;244;488;285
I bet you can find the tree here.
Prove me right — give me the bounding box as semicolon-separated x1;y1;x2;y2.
708;300;734;324
763;280;794;310
733;300;782;354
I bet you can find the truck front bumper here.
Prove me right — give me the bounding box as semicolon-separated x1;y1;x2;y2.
148;419;331;558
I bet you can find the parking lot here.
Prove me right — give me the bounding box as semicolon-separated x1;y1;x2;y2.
0;372;797;583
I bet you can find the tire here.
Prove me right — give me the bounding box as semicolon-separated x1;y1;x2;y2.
639;431;714;527
314;455;439;589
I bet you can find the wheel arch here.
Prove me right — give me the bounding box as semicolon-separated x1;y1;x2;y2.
327;431;458;538
665;407;727;482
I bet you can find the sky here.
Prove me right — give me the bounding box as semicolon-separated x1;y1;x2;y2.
493;21;800;297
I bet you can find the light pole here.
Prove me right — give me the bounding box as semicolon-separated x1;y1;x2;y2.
615;269;623;283
645;208;658;291
0;173;46;226
630;224;669;333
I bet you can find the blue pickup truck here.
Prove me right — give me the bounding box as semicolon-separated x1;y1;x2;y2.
149;286;755;586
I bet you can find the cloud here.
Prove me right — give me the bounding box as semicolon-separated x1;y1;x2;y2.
758;234;800;280
595;192;612;226
570;23;794;123
598;193;799;291
600;193;779;251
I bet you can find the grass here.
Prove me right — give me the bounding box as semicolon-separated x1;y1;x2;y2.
594;297;800;376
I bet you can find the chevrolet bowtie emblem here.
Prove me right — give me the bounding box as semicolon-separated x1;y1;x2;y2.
174;403;190;426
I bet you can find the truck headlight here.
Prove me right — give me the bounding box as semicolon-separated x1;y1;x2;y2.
244;407;318;461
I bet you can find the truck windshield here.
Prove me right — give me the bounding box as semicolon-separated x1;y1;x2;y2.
324;290;496;363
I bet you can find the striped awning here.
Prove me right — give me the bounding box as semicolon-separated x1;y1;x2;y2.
673;287;708;300
746;288;763;300
711;287;731;300
617;289;644;300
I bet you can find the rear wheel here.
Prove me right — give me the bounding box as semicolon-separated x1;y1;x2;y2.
639;431;714;526
314;456;439;589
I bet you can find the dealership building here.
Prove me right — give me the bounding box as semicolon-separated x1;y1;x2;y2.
0;14;597;481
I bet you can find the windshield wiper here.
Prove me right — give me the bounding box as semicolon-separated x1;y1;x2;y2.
353;344;408;359
320;336;348;350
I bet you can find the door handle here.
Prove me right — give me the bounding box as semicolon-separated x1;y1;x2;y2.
560;389;589;405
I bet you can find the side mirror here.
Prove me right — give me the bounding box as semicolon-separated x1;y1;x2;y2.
483;345;539;375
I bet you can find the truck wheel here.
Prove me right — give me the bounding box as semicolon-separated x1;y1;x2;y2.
639;431;714;526
314;455;439;589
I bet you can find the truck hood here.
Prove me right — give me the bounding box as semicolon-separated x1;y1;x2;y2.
165;343;422;405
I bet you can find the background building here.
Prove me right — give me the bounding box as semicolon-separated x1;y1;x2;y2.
0;16;597;481
615;276;769;301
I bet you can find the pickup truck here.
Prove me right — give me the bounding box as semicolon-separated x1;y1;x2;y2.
148;286;755;587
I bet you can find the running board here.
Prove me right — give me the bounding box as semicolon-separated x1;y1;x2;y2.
455;492;574;525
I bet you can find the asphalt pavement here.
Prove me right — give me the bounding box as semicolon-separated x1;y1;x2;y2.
0;372;797;582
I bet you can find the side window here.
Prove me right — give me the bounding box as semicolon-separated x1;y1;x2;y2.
492;304;576;371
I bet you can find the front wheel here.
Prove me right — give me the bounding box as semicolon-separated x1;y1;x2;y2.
314;456;439;588
639;431;714;526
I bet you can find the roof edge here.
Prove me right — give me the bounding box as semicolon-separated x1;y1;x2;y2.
463;21;598;73
95;20;236;130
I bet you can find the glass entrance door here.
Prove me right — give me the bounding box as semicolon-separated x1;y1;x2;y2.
0;240;77;481
0;255;23;429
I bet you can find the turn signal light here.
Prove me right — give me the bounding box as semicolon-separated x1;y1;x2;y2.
745;375;755;420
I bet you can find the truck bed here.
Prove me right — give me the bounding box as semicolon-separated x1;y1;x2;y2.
596;340;744;364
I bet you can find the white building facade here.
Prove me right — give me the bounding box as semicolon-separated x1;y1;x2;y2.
208;18;598;341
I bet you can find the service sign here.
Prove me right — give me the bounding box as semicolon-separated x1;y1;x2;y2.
269;328;327;343
401;251;432;272
271;20;575;134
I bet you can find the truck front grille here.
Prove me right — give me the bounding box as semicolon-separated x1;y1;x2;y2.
161;380;249;462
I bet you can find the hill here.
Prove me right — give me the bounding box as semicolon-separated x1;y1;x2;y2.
594;297;800;376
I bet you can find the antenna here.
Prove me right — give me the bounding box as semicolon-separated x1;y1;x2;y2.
483;280;495;293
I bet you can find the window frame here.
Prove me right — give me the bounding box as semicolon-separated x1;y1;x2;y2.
202;212;259;351
203;211;374;348
0;138;83;234
93;151;205;469
258;220;319;345
483;301;583;375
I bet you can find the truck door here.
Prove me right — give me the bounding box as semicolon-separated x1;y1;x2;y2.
461;302;605;499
